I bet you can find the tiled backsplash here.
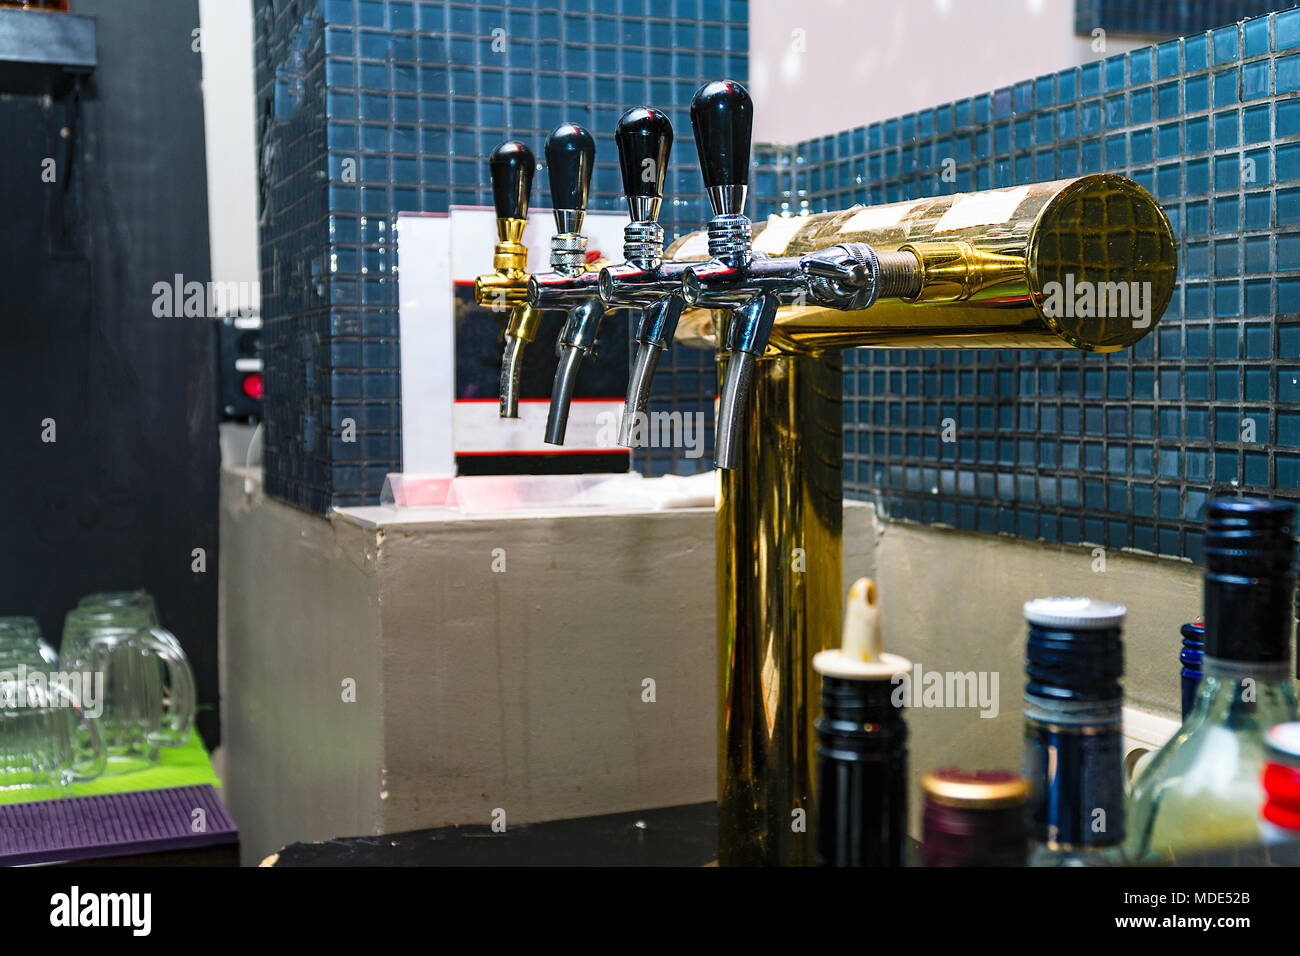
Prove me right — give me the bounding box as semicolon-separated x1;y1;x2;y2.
256;1;1298;565
254;0;746;510
1075;0;1287;37
768;8;1300;563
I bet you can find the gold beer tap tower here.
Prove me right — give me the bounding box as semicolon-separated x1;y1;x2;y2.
481;79;1178;866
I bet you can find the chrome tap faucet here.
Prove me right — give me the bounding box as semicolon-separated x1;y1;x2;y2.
683;80;783;470
682;80;925;469
526;123;606;446
597;107;689;447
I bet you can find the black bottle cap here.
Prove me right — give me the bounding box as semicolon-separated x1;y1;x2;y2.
487;140;534;222
1206;497;1296;575
544;123;596;212
1023;597;1125;701
1204;497;1296;663
690;79;752;188
615;107;673;199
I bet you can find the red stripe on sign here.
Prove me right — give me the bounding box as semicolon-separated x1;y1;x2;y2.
457;449;629;457
454;397;622;403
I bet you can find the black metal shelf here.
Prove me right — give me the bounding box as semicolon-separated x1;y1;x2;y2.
0;7;94;94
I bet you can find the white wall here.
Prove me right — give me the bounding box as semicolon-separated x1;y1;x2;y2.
199;0;260;311
749;0;1149;144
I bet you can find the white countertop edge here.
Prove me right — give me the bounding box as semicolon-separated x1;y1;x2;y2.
331;502;717;529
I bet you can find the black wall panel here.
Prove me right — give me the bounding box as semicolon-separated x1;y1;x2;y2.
0;0;220;746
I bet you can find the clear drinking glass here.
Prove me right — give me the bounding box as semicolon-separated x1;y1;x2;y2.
60;610;195;772
78;590;157;616
0;616;58;665
76;590;184;654
0;647;106;794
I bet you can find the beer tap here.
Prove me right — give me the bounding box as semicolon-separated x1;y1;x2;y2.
597;107;690;448
526;123;605;446
473;140;538;419
681;80;927;468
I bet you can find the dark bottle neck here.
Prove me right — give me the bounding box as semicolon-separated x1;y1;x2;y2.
922;802;1028;867
1024;624;1123;703
819;674;902;726
816;675;907;867
1202;497;1296;666
1204;569;1296;664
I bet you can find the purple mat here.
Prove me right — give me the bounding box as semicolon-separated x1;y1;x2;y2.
0;785;238;865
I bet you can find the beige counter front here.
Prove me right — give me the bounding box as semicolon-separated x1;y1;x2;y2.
218;466;728;864
219;464;1194;864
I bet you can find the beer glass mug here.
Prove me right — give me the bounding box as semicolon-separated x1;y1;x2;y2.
0;647;106;793
77;589;184;655
0;616;57;665
79;589;156;615
60;611;195;772
70;597;189;735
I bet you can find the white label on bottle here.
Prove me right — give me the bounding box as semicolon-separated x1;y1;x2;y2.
933;186;1030;233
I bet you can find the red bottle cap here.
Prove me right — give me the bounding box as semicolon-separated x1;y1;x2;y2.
1262;723;1300;831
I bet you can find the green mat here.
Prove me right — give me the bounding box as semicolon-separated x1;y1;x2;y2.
0;734;220;805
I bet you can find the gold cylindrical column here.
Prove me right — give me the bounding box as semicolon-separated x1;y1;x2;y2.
686;174;1176;866
717;351;843;867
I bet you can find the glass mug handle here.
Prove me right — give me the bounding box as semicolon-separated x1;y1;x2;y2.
48;679;107;784
146;630;195;746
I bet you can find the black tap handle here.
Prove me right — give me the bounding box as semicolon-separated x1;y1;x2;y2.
690;79;753;188
488;140;535;222
615;107;673;200
545;123;596;212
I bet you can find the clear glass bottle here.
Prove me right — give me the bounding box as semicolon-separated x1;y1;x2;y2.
1124;498;1298;863
1021;596;1128;866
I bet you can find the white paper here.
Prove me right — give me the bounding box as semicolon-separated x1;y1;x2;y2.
673;231;710;260
838;201;918;235
752;214;806;255
452;399;624;454
397;213;455;476
933;186;1031;233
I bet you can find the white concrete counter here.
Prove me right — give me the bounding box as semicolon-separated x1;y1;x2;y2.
219;466;721;863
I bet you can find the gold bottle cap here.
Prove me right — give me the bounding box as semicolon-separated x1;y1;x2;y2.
921;769;1029;809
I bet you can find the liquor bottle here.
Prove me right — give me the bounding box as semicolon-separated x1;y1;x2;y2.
1179;620;1204;720
811;577;911;867
1124;498;1299;863
1021;596;1127;866
921;769;1029;866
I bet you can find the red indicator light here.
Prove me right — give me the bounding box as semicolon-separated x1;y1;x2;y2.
242;373;263;399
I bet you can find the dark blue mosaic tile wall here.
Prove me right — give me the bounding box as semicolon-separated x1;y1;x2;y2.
1075;0;1290;37
256;0;1298;552
255;0;747;510
762;8;1300;564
